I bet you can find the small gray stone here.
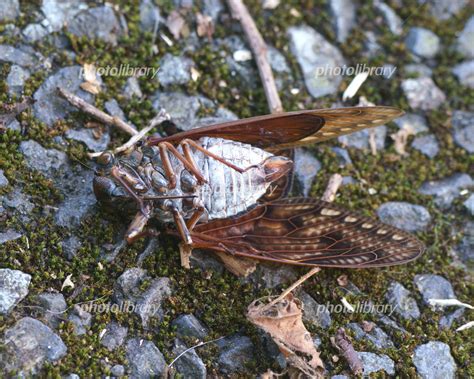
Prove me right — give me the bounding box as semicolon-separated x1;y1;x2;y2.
294;148;322;197
126;338;166;378
123;77;143;99
0;268;31;314
217;335;255;374
1;187;35;221
0;44;38;68
374;0;402;35
68;6;123;45
7;65;30;96
451;110;474;153
439;308;465;329
288;25;346;98
413;341;456;378
385;281;420;320
61;235;81;260
41;0;88;31
68;304;92;335
140;0;162;32
299;291;331;329
452;60;474;89
347;323;393;349
405;27;440;59
113;268;173;328
331;147;352;166
0;0;20;21
111;364;125;377
358;352;395;376
422;0;468;21
65;128;110;152
258;263;298;289
328;0;356;43
173;338;207;379
338;125;387;150
203;0;224;22
464;194;474;215
412;134;439;158
404;63;433;77
100;322;128;350
414;274;456;305
0;230;22;244
453;221;474;268
2;317;67;376
33;66;97;127
0;170;9;187
36;292;67;328
157;53;193;87
377;202;431;232
172;314;209;340
418;173;473;209
22;23;50;43
457;16;474;58
19;140;68;178
394;113;429;134
402;77;446;110
267;45;290;73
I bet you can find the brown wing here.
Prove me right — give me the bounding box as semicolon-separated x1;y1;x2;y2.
147;112;325;148
268;106;403;150
147;106;403;150
189;198;424;268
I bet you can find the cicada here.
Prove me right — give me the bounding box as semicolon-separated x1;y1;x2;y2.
93;106;424;268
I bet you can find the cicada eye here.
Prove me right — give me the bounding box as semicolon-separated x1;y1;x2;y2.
97;152;114;166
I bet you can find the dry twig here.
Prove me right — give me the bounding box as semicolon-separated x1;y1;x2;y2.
322;173;343;202
332;328;363;375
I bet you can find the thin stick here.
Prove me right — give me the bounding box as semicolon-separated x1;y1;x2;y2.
87;109;170;158
321;174;343;202
57;87;138;136
226;0;283;114
264;267;320;311
332;328;363;375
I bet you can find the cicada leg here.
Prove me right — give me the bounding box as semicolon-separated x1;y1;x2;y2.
125;203;158;244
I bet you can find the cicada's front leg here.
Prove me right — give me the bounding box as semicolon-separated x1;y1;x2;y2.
125;203;159;244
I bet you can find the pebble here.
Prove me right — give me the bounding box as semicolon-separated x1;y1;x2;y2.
374;0;402;35
157;53;193;87
393;113;429;134
6;65;30;96
452;221;473;269
67;6;123;45
402;77;446;110
424;0;467;21
405;27;440;59
338;125;387;150
172;338;207;379
385;281;420;320
418;173;473;209
0;44;39;68
113;268;173;328
464;194;474;215
0;230;22;244
19;140;68;179
451;110;474;153
377;202;431;232
411;134;439;158
36;292;67;328
2;317;67;376
140;0;162;32
457;16;474;58
294;148;322;197
413;341;456;378
358;352;395;376
347;322;394;349
41;0;88;32
100;321;128;351
126;338;167;378
68;304;92;335
288;25;346;98
0;0;20;21
217;335;255;374
172;314;209;340
0;170;9;187
0;268;31;314
452;60;474;89
328;0;356;43
413;274;456;305
404;63;433;77
299;291;332;329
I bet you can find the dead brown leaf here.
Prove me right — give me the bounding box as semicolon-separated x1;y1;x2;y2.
196;12;214;39
166;11;186;39
80;63;101;95
247;293;325;378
